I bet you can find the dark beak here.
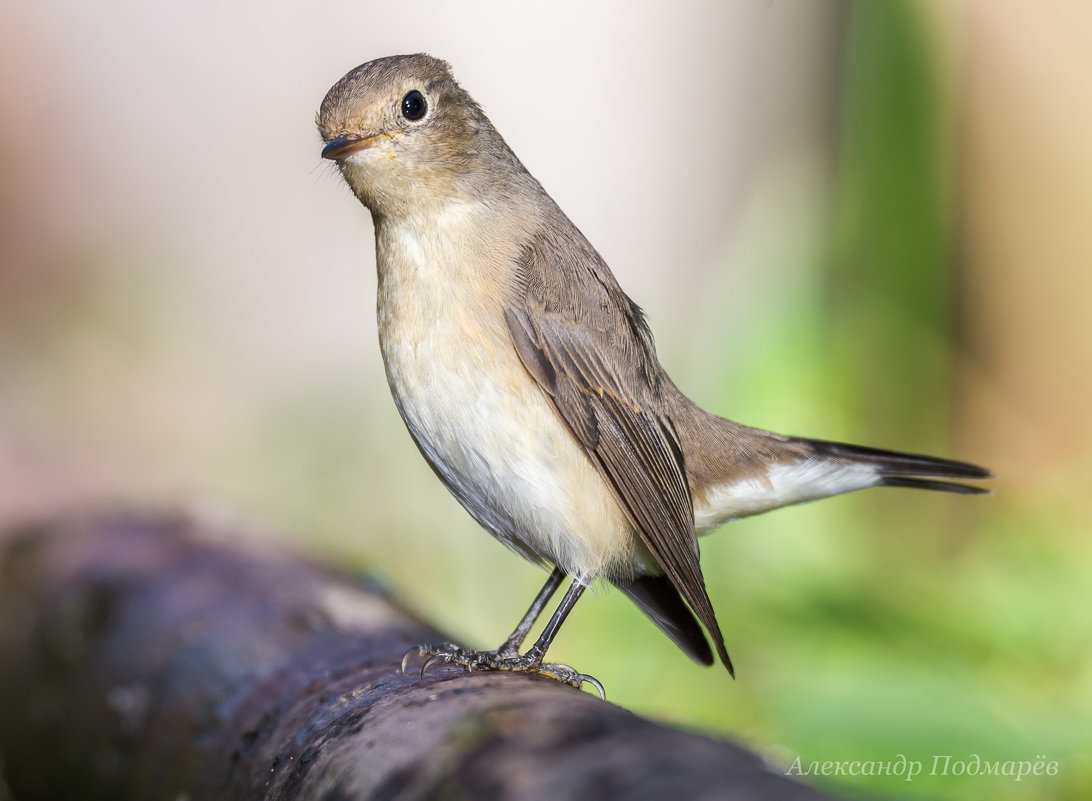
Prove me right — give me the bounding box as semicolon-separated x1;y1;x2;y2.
321;133;377;161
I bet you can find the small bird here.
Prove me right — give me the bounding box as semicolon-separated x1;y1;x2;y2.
317;54;990;693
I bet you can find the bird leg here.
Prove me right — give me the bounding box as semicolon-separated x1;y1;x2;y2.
401;568;604;698
495;565;565;656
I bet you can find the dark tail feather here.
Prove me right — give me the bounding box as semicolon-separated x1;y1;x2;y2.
615;574;725;672
880;476;990;495
806;438;993;495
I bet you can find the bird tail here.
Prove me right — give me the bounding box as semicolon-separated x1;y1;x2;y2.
802;438;993;496
680;411;993;532
614;574;722;670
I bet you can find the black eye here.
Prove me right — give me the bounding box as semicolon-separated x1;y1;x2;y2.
401;90;427;121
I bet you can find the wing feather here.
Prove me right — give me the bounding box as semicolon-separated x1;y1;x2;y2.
503;231;733;673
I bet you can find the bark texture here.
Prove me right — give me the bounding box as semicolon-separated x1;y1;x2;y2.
0;511;836;800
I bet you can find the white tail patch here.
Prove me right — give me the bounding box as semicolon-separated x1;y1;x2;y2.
693;459;881;534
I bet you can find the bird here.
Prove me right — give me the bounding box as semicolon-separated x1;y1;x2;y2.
316;54;991;694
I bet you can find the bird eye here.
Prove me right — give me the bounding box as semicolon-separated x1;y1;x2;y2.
401;90;427;121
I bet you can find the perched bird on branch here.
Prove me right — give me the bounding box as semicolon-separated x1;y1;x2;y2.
317;54;990;693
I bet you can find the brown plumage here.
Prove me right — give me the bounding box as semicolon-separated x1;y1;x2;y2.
318;54;991;683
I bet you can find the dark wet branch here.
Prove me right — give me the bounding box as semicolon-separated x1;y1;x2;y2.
0;511;836;801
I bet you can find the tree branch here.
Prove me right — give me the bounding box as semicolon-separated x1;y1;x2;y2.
0;510;836;800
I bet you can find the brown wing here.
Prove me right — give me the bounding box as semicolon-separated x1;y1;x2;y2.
504;229;733;674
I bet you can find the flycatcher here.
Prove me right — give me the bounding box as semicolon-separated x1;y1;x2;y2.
317;54;990;693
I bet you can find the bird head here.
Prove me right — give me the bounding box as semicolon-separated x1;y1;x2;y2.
317;54;517;217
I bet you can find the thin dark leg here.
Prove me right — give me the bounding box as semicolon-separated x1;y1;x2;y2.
498;566;565;656
522;577;587;663
405;572;603;697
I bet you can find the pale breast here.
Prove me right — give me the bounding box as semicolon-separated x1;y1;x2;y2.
373;216;637;580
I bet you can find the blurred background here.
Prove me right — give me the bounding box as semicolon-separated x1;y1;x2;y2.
1;1;1089;799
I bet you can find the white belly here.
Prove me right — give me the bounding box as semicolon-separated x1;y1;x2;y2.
375;219;637;580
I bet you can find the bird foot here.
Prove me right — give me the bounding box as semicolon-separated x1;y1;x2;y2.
401;643;605;699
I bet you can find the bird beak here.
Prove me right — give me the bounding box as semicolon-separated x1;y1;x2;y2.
321;132;383;161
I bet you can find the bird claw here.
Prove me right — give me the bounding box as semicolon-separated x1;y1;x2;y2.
400;643;465;676
400;645;422;674
420;652;454;678
583;675;606;700
575;672;606;700
536;662;606;699
398;642;605;698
